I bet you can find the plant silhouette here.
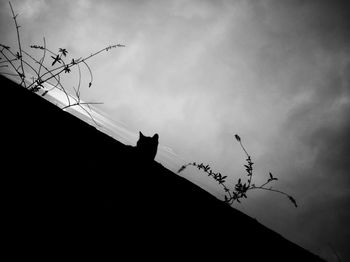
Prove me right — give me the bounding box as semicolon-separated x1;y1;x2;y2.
179;134;297;207
0;2;125;125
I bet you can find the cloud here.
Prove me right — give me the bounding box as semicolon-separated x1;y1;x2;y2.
1;1;350;260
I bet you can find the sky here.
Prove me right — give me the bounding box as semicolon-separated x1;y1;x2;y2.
1;0;350;261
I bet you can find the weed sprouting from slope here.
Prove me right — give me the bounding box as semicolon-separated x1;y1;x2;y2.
178;134;297;208
0;2;125;125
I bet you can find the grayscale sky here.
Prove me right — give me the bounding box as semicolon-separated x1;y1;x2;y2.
1;1;349;261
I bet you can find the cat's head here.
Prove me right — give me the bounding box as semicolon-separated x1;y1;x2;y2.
136;131;159;160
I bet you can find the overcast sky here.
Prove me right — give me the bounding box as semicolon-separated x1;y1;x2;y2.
1;0;350;261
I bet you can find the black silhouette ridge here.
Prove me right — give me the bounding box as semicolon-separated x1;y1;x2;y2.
1;75;325;261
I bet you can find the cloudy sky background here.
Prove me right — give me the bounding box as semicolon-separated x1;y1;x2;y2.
1;0;349;261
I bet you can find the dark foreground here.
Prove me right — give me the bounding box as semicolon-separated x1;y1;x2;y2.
2;75;325;261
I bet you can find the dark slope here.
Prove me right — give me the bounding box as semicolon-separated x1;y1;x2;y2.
1;75;325;261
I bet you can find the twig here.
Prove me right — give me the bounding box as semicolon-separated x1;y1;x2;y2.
37;37;46;76
9;1;26;88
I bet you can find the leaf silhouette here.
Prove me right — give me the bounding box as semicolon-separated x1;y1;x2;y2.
288;196;298;208
16;51;22;59
59;48;68;57
1;44;10;49
234;134;241;142
268;172;278;181
178;165;186;173
64;65;71;73
30;44;44;50
51;55;62;66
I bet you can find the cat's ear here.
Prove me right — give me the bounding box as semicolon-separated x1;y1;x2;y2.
139;131;144;138
153;133;159;141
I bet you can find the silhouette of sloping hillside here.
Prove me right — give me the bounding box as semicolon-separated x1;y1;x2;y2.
1;75;325;261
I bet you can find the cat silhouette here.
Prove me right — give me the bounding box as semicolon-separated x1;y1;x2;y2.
135;131;159;161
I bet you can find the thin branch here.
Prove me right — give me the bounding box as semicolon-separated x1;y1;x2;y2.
76;62;81;96
249;185;289;197
62;102;103;110
62;102;103;127
37;37;46;76
82;60;93;87
0;49;22;80
0;57;17;64
0;71;18;77
9;1;26;88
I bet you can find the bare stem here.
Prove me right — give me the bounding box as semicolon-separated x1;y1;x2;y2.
9;1;26;88
62;102;103;110
62;102;102;127
0;49;22;79
82;60;93;87
38;37;46;76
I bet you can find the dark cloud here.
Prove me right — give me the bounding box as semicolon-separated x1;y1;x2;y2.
276;2;350;255
285;59;350;181
296;192;350;261
234;2;350;260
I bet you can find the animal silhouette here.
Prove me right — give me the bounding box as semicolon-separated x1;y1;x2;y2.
135;131;159;161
